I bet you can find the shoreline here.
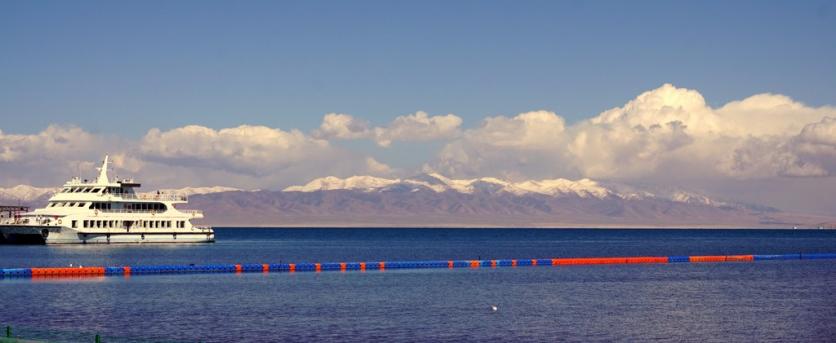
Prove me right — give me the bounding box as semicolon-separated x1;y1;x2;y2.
211;225;834;230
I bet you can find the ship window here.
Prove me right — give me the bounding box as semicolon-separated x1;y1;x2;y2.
72;220;77;228
49;203;55;207
78;203;85;207
92;188;101;193
62;188;70;193
83;220;88;228
83;188;90;193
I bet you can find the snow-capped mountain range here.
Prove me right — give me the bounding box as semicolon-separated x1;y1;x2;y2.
283;173;724;206
0;174;728;207
6;174;827;227
0;185;57;203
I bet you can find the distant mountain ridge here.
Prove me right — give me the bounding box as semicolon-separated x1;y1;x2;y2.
184;173;831;228
5;174;831;228
284;173;614;198
283;174;750;208
0;185;57;205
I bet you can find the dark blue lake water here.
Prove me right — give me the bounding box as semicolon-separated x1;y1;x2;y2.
2;228;836;342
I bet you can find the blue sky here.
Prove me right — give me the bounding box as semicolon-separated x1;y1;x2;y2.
2;1;836;214
2;0;834;135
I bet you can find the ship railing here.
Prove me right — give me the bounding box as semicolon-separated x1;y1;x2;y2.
107;193;187;202
93;209;204;216
193;225;213;231
181;210;204;217
96;209;166;214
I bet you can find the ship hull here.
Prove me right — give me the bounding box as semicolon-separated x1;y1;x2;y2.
0;225;214;244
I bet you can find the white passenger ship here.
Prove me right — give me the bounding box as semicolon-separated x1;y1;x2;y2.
0;156;214;244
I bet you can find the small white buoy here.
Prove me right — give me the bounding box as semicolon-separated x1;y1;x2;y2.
491;305;498;312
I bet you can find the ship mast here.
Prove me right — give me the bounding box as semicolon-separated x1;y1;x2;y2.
96;155;110;184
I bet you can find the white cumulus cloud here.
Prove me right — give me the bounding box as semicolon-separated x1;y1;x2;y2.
0;124;395;189
314;111;462;147
432;83;836;181
140;125;331;175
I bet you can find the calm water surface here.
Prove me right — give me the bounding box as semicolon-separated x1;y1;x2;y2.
2;228;836;342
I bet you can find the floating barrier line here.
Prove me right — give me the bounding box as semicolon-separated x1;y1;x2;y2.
2;253;836;279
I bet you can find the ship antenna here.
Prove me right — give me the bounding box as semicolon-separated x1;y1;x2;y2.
96;155;110;184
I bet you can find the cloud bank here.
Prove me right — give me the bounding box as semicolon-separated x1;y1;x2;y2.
431;84;836;182
314;111;462;147
1;84;834;213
